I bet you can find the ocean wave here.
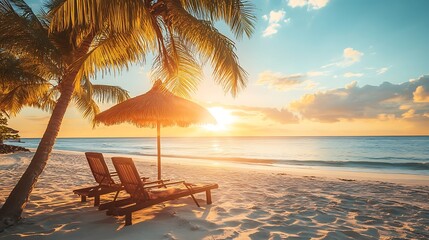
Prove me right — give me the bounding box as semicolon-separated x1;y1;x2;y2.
366;156;428;161
15;137;429;174
279;160;429;171
136;154;429;171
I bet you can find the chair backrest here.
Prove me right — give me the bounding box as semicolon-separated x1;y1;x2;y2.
85;152;115;187
111;157;148;200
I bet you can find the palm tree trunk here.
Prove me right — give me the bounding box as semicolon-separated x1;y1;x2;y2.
0;77;74;230
0;34;95;231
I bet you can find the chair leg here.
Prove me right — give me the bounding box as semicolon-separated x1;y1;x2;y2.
189;193;200;208
94;195;100;206
125;213;132;226
81;195;87;202
206;190;212;205
184;183;200;207
113;190;120;201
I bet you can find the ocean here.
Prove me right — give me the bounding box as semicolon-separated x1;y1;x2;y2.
9;136;429;175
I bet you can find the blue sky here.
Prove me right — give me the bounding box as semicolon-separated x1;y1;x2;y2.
12;0;429;137
226;0;429;103
185;0;429;109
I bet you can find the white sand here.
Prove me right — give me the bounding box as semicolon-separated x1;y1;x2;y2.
1;150;429;239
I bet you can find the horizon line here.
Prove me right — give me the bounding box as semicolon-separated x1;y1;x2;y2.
15;135;429;139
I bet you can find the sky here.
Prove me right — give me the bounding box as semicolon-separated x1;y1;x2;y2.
9;0;429;137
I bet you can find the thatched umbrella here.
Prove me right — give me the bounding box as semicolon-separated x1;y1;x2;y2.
94;80;216;180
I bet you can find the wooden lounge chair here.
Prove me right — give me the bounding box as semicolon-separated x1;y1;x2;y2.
104;157;218;226
73;152;134;206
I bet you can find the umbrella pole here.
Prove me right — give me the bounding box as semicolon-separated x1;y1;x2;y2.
157;122;161;180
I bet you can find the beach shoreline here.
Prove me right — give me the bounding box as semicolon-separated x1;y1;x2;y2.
13;136;429;180
1;150;429;239
30;148;429;186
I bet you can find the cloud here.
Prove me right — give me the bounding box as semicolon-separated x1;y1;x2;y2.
257;71;304;90
343;72;364;78
323;48;364;68
402;109;416;119
413;86;429;102
234;106;299;124
288;0;307;8
257;71;319;91
290;75;429;122
209;104;299;124
342;48;364;66
376;67;389;75
288;0;330;9
377;113;396;121
345;81;357;89
399;104;411;110
262;10;289;37
307;71;329;77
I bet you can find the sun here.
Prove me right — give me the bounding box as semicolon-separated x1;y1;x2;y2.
204;107;235;131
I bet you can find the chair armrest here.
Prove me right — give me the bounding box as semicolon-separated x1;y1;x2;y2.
141;177;150;181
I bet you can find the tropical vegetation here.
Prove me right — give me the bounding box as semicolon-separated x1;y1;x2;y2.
0;113;20;145
0;0;255;230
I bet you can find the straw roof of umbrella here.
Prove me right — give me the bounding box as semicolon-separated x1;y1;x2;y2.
94;80;216;127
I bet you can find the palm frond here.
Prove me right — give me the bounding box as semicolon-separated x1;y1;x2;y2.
73;77;129;121
9;0;44;29
49;0;149;33
164;0;247;96
0;37;56;115
37;86;59;112
0;0;60;74
0;51;57;84
152;35;202;97
49;0;253;97
91;84;130;104
181;0;256;39
73;92;100;120
0;83;52;115
74;28;155;82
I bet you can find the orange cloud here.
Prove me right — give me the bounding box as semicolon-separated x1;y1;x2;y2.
322;48;363;68
290;75;429;122
413;86;429;102
401;109;416;119
257;71;318;91
8;76;429;138
208;104;299;124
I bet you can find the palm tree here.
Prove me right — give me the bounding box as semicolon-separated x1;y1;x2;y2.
50;0;256;97
0;0;255;229
0;0;142;229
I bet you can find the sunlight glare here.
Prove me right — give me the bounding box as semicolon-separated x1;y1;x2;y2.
204;107;235;131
